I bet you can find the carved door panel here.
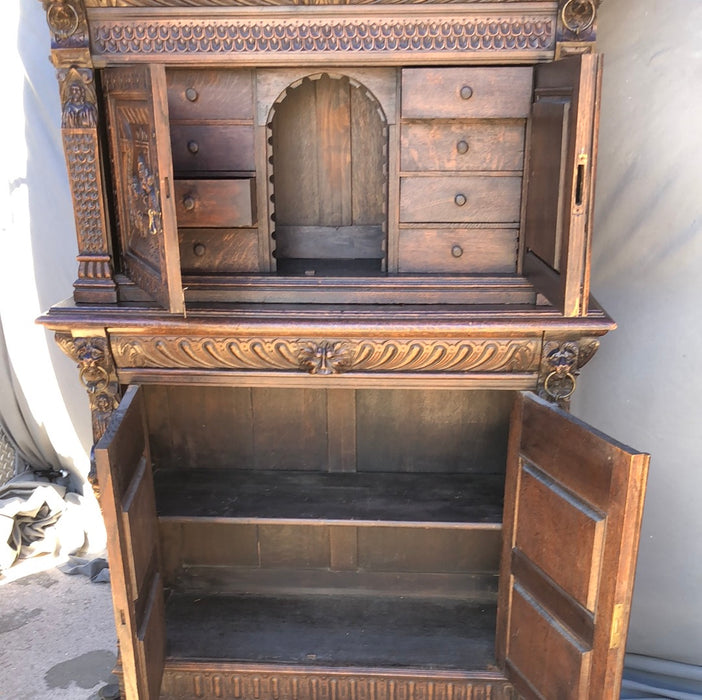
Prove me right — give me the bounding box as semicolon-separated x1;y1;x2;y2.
103;65;184;313
496;392;648;699
95;385;165;700
522;54;602;317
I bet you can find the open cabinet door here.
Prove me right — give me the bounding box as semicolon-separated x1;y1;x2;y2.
95;385;165;700
522;54;602;317
496;392;648;699
103;65;184;313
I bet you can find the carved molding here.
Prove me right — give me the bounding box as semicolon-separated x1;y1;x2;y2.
161;665;517;700
110;335;542;374
538;338;600;407
90;15;555;59
87;0;541;5
55;333;121;494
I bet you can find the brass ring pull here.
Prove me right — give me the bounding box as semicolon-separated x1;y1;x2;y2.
79;364;109;393
543;371;577;401
460;85;473;100
454;193;467;207
187;140;199;154
456;140;469;155
183;196;196;211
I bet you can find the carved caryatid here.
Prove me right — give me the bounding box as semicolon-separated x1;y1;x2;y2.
538;338;600;408
55;333;121;496
41;0;117;304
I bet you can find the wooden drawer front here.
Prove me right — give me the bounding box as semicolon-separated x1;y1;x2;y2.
174;179;256;228
399;228;518;274
400;176;522;223
180;228;260;273
401;122;525;173
401;67;533;119
167;69;254;120
171;125;255;174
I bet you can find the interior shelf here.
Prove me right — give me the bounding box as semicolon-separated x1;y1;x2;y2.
154;470;505;525
166;592;497;670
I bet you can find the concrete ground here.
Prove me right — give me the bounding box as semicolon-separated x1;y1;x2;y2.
0;556;118;700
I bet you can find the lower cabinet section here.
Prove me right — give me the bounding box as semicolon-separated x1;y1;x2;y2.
96;386;648;700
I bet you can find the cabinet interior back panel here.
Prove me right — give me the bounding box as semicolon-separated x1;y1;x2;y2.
144;386;514;474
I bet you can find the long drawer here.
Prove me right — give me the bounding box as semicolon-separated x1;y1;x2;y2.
400;176;522;223
401;67;533;119
399;227;518;274
174;179;256;228
401;121;525;173
171;125;255;174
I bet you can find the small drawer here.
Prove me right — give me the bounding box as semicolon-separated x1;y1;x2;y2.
167;69;254;121
174;179;256;228
398;228;518;274
401;67;533;119
400;122;525;173
171;124;255;174
180;228;260;274
400;176;522;224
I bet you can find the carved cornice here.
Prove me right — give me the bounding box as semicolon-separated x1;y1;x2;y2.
110;335;541;374
89;13;555;60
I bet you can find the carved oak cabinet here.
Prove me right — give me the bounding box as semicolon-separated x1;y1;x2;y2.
39;0;649;698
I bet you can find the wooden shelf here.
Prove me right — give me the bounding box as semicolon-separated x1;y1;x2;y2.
154;470;505;525
166;592;497;670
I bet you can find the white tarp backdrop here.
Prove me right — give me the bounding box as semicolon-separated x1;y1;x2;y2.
3;0;701;694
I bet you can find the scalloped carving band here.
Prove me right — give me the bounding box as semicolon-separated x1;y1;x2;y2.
90;15;554;58
110;335;541;374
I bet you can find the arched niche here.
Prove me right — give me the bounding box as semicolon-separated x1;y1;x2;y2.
268;73;388;276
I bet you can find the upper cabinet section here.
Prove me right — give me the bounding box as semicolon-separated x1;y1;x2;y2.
44;0;606;315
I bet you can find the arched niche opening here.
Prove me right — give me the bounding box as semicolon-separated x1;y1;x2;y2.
269;73;388;276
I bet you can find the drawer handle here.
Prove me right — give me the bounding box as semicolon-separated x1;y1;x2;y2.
456;140;469;155
460;85;473;100
187;140;199;155
454;193;467;207
183;195;196;212
193;243;207;257
451;245;464;258
185;87;199;102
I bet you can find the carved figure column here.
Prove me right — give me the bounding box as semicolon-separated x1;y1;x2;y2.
55;333;121;496
556;0;602;58
42;0;117;303
538;338;600;409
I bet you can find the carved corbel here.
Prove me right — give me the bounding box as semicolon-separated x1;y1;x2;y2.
55;333;121;496
538;338;600;409
41;0;117;304
556;0;602;58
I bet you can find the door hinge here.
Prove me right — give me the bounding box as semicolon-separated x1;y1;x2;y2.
609;603;626;648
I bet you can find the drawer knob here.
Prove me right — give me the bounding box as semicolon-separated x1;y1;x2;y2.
185;87;199;102
454;193;467;207
456;140;469;155
460;85;473;100
451;245;464;258
183;195;196;211
187;140;199;155
193;243;207;257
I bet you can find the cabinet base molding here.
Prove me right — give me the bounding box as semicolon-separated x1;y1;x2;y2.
159;661;516;700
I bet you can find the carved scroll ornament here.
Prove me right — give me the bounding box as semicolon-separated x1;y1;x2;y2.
110;335;542;375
